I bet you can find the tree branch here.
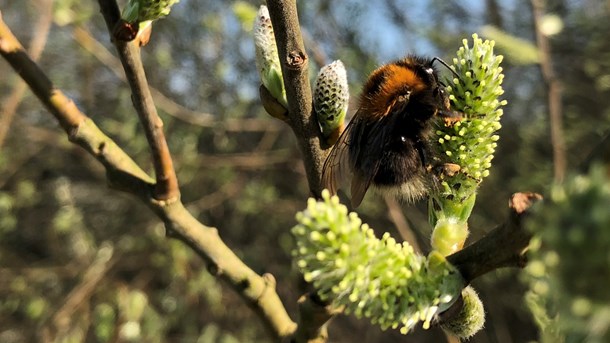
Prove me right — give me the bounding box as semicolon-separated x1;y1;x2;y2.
447;192;543;283
97;0;179;201
531;0;566;183
42;245;118;341
435;192;543;327
266;0;327;198
288;294;342;343
265;2;336;341
72;26;282;132
0;12;296;340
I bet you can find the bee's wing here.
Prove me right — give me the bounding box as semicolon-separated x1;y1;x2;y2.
321;113;358;197
321;108;385;207
348;101;406;207
346;112;379;208
349;169;374;208
322;100;403;207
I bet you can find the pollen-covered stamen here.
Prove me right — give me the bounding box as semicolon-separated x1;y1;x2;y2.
430;34;506;209
292;191;464;334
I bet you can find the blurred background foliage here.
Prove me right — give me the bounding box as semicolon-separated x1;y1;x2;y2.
0;0;608;342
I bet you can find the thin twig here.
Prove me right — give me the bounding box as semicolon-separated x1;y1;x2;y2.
0;0;53;148
264;2;336;341
97;0;179;201
196;149;294;168
531;0;566;182
72;26;281;132
383;195;422;253
266;0;328;198
436;192;542;327
291;294;342;343
0;13;297;340
187;177;246;210
0;18;86;132
41;246;118;341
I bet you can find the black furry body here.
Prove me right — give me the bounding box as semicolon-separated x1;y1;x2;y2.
323;56;451;207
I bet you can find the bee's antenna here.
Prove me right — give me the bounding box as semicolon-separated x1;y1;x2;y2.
431;57;460;80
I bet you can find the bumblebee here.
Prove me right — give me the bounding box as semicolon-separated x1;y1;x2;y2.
322;55;455;207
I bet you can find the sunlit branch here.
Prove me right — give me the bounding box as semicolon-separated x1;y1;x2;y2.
266;0;328;198
0;11;296;340
97;0;179;201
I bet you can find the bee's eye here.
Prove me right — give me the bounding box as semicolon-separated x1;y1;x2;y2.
425;68;434;75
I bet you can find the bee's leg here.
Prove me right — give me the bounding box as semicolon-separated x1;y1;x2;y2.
427;162;461;195
438;109;463;126
434;163;461;177
425;159;461;178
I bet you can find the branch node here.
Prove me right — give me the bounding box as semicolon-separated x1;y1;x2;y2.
289;293;338;343
97;141;107;154
1;3;296;339
262;272;277;289
207;262;220;276
254;273;278;306
67;125;80;143
509;192;543;214
286;50;307;70
237;278;250;291
447;192;543;283
151;195;181;207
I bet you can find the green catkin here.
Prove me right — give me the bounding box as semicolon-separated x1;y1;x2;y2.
293;34;505;337
121;0;180;23
292;191;464;334
314;60;349;140
428;33;504;339
253;5;288;108
429;34;506;256
524;165;610;343
121;0;180;33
